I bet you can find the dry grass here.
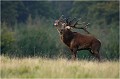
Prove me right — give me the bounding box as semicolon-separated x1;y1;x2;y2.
0;56;119;78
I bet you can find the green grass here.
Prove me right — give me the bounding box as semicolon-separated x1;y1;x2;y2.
0;56;119;78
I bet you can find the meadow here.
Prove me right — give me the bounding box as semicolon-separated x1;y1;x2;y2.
0;56;119;78
1;1;119;78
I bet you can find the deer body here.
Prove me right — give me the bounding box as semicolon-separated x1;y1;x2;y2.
54;15;101;61
60;29;101;60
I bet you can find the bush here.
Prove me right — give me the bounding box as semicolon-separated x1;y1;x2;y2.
1;26;15;54
1;18;119;60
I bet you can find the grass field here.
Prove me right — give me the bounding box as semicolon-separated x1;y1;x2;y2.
0;56;119;78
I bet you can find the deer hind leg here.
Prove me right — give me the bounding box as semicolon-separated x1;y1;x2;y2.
93;50;101;61
89;49;100;61
70;48;77;60
91;44;101;61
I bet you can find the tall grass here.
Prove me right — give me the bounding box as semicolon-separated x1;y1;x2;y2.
0;56;119;78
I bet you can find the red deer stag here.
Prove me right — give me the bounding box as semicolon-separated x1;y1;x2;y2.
54;15;101;61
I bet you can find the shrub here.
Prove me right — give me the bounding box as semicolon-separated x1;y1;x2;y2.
1;26;15;54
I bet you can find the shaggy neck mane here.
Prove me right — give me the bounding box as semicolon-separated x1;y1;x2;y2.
60;29;75;47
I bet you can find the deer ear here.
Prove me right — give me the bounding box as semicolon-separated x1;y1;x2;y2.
65;26;71;30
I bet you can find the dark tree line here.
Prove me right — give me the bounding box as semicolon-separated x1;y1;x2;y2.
2;1;118;27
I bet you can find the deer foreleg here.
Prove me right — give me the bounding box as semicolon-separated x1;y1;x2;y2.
70;48;77;60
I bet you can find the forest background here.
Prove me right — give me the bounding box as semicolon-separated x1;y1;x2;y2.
1;1;119;60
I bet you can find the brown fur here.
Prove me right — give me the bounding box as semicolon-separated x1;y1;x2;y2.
54;18;101;61
59;29;101;61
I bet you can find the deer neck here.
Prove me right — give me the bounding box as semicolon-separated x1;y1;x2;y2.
60;30;74;47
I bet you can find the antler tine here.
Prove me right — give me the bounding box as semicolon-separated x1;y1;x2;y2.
61;17;67;23
86;23;90;26
80;21;90;34
65;17;71;24
72;18;81;27
59;15;64;20
84;22;90;28
72;18;90;34
68;17;77;25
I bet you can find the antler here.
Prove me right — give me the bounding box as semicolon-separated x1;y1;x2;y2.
79;22;90;34
64;17;90;34
73;21;90;34
68;17;76;26
59;15;64;20
65;17;71;25
71;18;81;27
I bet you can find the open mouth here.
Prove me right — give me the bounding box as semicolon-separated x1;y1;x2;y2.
54;23;58;26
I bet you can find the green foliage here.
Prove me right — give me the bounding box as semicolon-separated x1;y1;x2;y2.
15;26;57;57
1;1;60;26
1;1;119;60
1;1;18;26
102;27;119;59
1;1;119;26
70;1;119;26
86;24;119;60
1;18;119;59
1;23;15;54
1;19;64;58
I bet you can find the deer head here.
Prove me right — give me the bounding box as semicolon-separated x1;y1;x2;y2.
54;15;71;34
